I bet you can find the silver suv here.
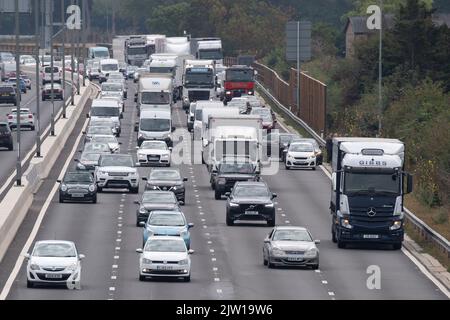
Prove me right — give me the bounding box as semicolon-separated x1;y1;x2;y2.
95;154;139;193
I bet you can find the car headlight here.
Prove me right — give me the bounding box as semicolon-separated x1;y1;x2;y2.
139;207;146;214
66;263;78;271
138;153;146;158
390;220;402;231
226;91;231;95
138;133;144;139
341;218;353;229
61;184;68;192
304;248;318;258
142;258;152;265
272;248;285;256
179;259;189;265
265;203;274;208
287;153;294;159
98;171;107;176
30;263;40;270
150;186;158;190
173;186;177;191
229;202;239;207
88;184;96;192
161;154;169;159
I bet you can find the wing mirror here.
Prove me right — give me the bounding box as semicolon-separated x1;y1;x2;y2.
314;240;321;245
183;178;188;182
264;238;270;244
133;200;140;205
136;248;143;254
225;192;231;198
188;223;194;229
139;222;146;227
142;177;148;181
188;249;195;255
23;253;31;259
86;114;90;118
56;180;62;183
78;254;85;260
171;126;176;133
271;193;277;199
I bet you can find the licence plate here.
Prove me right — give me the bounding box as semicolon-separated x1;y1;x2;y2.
156;265;173;270
287;257;303;262
148;157;159;161
363;234;380;239
71;193;85;198
45;274;63;279
245;211;259;215
1;94;9;97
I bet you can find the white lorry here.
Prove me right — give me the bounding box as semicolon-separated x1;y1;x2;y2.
192;101;225;141
182;59;216;110
330;138;413;250
136;74;174;116
190;38;223;65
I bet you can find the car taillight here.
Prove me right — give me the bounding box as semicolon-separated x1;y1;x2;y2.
8;116;13;120
28;115;33;119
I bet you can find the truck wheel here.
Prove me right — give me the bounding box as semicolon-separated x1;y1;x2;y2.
337;240;346;249
393;243;402;250
214;190;221;200
139;275;145;282
211;182;215;190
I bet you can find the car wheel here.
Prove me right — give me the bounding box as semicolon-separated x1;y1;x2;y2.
59;195;64;203
183;275;191;282
263;251;268;266
97;187;103;193
393;242;402;250
285;165;290;170
211;182;215;190
312;167;316;171
214;190;221;200
92;195;97;204
27;280;34;288
31;126;35;131
130;187;139;194
268;258;275;269
139;275;145;281
312;264;319;270
42;97;46;101
331;225;337;243
337;239;346;249
226;215;234;226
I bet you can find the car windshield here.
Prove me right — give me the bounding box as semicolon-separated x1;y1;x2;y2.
150;67;174;74
108;73;123;80
81;153;101;161
102;83;122;91
102;64;118;71
141;141;167;150
83;143;110;153
273;230;312;242
33;243;76;257
142;192;176;203
140;118;170;132
0;124;10;133
234;185;269;197
290;143;314;152
91;107;119;117
345;172;400;195
64;172;93;183
141;92;170;105
88;126;113;135
145;239;186;252
150;170;181;181
220;163;254;174
148;213;185;226
92;136;116;144
0;86;14;93
100;155;133;167
91;121;114;127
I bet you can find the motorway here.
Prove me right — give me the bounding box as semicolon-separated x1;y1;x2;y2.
0;68;75;201
0;79;447;300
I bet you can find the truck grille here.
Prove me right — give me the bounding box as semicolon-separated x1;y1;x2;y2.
188;91;210;101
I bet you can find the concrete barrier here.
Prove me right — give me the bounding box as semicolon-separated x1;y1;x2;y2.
0;76;98;263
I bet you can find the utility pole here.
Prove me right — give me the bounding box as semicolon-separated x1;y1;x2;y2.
82;0;86;87
296;21;300;113
111;0;116;37
76;0;80;95
61;0;67;117
50;0;55;136
15;0;22;186
70;0;74;105
35;0;42;157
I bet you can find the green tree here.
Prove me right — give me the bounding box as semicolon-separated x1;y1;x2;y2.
147;2;190;36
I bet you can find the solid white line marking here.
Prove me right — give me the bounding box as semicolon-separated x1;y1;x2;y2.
322;280;328;284
214;278;220;282
401;248;450;298
109;287;116;291
328;292;335;296
112;265;118;269
0;115;90;300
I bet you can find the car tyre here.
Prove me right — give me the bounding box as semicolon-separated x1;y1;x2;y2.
130;186;139;194
337;239;346;249
268;258;275;269
27;280;34;288
8;144;13;151
312;167;316;171
312;264;319;270
331;225;337;243
30;126;35;131
59;195;64;203
267;218;275;227
263;252;268;266
139;275;145;281
214;190;221;200
183;275;191;282
393;242;402;250
285;165;290;170
226;215;234;226
92;195;97;204
97;187;103;193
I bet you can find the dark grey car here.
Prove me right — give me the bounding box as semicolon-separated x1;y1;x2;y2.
0;122;13;151
134;191;181;226
142;169;188;204
57;172;98;203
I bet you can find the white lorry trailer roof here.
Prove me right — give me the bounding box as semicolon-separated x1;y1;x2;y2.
139;77;173;91
213;126;258;139
185;59;215;67
334;138;404;155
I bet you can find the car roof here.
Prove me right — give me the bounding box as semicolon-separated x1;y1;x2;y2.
140;109;171;118
273;226;308;231
143;190;176;195
147;236;185;242
150;168;180;173
91;99;120;107
235;181;267;187
149;210;183;215
35;240;75;246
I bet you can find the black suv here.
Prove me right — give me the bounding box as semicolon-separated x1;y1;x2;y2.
0;85;17;106
0;122;13;151
211;159;260;200
225;181;277;226
142;169;188;204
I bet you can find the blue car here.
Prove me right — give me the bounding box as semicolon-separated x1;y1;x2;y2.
141;210;194;249
7;78;27;94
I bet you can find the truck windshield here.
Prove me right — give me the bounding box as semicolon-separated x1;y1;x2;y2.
93;50;109;59
344;172;400;195
150;67;174;74
199;49;223;60
127;47;147;55
185;69;213;86
141;92;170;105
226;69;254;82
102;64;118;72
140;119;170;132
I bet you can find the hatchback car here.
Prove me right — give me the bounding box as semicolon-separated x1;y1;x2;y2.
142;169;188;204
91;135;121;153
140;210;194;249
136;236;193;282
80;142;111;154
75;152;102;172
251;107;276;131
263;226;320;269
0;85;17;105
57;171;98;203
83;126;115;144
134;191;181;226
42;83;64;101
7;77;27;93
226;181;277;226
0;122;13;150
24;240;85;289
285;142;318;170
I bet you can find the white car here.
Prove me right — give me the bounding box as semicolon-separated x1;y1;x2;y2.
95;154;139;193
7;108;35;130
42;66;62;85
99;92;125;114
101;81;126;100
24;240;85;289
136;236;193;282
285;142;317;170
91;135;121;153
136;140;172;167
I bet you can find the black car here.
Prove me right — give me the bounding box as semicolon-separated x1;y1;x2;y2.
42;83;64;101
211;159;260;200
0;85;17;106
57;172;98;203
265;132;300;160
134;191;181;226
0;122;13;151
142;169;188;204
226;181;277;226
75;152;103;172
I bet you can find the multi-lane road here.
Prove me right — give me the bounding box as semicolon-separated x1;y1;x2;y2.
0;69;74;201
0;79;447;300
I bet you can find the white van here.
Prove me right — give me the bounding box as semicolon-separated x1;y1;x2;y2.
137;75;173;115
42;66;62;85
99;59;119;83
135;109;174;148
193;101;225;141
88;99;122;134
88;47;110;60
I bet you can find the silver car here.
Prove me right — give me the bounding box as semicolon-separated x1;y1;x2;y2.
263;226;320;269
24;240;85;289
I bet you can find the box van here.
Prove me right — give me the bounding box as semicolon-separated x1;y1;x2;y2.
42;66;62;85
88;47;110;60
193;101;225;141
99;59;119;83
88;99;122;134
135;109;174;147
137;75;173;115
1;62;17;81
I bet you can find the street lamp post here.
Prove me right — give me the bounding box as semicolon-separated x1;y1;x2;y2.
76;0;80;95
15;0;22;186
70;0;75;105
82;0;86;87
35;0;42;158
50;0;55;136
